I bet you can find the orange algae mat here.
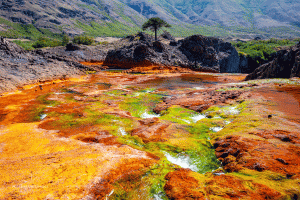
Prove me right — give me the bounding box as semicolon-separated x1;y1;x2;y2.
1;72;300;199
0;76;154;199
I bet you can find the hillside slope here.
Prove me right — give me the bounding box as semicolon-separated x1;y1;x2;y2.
0;0;299;38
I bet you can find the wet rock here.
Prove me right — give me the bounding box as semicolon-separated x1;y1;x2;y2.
164;168;206;200
106;110;132;118
154;89;243;114
249;130;300;144
246;42;300;80
138;117;159;126
164;169;282;200
214;135;300;176
205;175;282;199
131;122;170;143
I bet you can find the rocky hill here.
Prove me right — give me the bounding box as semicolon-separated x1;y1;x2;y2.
103;33;240;72
246;41;300;80
0;0;300;38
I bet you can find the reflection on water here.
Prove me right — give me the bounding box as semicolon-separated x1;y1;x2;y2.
137;74;221;90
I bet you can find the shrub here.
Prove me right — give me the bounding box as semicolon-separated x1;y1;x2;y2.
32;36;61;48
72;35;94;45
62;35;70;46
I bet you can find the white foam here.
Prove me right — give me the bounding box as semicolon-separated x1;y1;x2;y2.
153;194;164;200
40;114;47;120
182;119;191;124
164;152;198;172
118;127;127;136
210;127;223;132
226;106;240;115
193;87;205;90
225;120;231;125
141;112;160;119
191;114;206;122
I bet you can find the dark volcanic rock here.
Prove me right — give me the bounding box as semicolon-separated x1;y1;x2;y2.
66;43;81;51
103;33;190;69
179;35;240;73
160;31;175;41
103;33;240;72
246;42;300;80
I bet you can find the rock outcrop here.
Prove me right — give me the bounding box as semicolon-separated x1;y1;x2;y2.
0;37;90;93
179;35;240;73
246;42;300;80
103;33;241;73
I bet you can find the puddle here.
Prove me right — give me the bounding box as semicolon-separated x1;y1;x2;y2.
141;112;160;119
164;152;199;172
137;74;222;90
210;127;223;132
191;114;206;123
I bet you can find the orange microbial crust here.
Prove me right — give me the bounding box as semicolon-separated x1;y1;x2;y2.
214;133;300;177
164;169;283;200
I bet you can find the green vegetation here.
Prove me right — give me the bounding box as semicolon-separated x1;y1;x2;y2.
74;20;140;37
142;17;171;41
231;38;299;63
62;35;70;46
72;35;94;45
32;36;62;48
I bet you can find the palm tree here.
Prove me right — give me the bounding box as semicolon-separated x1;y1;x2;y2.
142;17;171;41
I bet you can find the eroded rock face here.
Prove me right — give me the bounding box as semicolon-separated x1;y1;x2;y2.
103;33;241;73
153;89;243;114
246;42;300;80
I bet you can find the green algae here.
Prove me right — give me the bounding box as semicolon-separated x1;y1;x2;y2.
159;105;199;125
119;92;162;118
110;160;175;200
30;75;300;199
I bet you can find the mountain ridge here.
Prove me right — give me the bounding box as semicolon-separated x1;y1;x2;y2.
0;0;300;38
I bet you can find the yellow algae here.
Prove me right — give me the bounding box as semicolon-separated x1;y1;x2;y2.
0;123;105;199
4;104;21;111
1;90;22;97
